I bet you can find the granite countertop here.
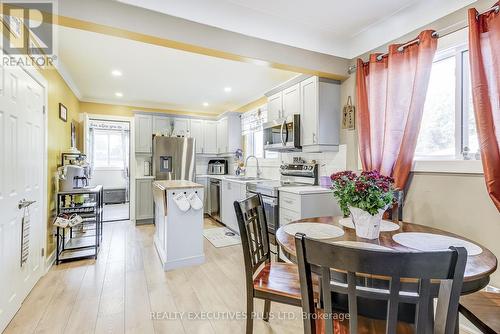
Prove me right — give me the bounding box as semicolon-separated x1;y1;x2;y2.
278;186;332;195
153;180;203;190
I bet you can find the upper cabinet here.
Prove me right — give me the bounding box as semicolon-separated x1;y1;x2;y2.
217;114;241;155
153;116;171;136
190;119;204;154
203;120;218;154
135;114;153;153
267;92;282;120
266;76;340;153
282;83;301;118
172;118;190;137
300;76;340;152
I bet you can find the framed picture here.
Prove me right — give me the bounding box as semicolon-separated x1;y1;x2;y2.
59;103;67;122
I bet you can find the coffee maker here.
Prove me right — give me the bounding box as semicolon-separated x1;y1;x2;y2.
58;151;92;191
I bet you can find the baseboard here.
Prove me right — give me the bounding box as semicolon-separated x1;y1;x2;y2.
163;255;205;271
45;250;55;274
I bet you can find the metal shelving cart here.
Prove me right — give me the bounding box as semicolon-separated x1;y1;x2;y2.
55;185;103;264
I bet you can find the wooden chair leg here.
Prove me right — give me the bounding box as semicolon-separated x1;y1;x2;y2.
246;297;254;334
263;300;271;322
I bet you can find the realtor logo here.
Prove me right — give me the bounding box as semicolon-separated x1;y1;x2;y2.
1;1;53;56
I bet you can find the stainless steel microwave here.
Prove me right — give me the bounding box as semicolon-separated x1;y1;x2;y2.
263;114;301;152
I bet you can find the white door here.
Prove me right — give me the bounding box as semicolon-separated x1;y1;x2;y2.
189;119;204;153
300;77;319;146
203;121;217;154
153;115;170;136
216;118;228;154
267;92;282;120
172;118;190;137
0;64;45;332
282;84;300;118
135;115;152;153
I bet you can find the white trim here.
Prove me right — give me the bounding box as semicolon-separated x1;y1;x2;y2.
85;113;136;221
53;59;82;100
411;159;483;174
44;250;55;274
80;97;220;116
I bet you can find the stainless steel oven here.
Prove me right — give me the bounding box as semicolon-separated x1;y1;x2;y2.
263;114;301;152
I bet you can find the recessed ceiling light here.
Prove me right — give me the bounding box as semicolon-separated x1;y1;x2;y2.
115;92;123;97
111;70;122;77
224;87;232;92
203;102;209;107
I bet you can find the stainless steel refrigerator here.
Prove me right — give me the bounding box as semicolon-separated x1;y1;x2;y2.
152;136;196;181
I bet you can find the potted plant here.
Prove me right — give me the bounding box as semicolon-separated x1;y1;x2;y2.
331;170;395;239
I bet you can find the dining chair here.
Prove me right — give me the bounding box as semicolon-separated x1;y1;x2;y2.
295;233;467;334
234;195;318;334
385;189;404;222
459;291;500;333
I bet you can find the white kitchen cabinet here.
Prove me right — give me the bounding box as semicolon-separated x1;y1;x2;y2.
216;118;227;154
217;115;241;155
135;114;153;153
172;118;190;137
195;176;209;213
190;119;204;153
300;76;340;152
203;120;218;154
221;180;246;233
136;179;154;222
153;116;171;136
282;83;300;118
267;91;282;120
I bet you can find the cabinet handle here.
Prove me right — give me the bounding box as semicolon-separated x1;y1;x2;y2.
312;133;316;143
284;199;294;204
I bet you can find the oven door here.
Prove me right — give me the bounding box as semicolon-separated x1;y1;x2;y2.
260;195;279;234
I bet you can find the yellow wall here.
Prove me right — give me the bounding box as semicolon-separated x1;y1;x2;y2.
39;67;81;256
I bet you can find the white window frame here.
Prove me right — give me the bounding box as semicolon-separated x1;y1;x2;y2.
93;130;126;171
412;44;483;174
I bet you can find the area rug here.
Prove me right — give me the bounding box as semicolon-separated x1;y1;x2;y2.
203;227;241;248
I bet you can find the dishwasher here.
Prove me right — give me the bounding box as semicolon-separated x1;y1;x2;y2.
208;178;221;222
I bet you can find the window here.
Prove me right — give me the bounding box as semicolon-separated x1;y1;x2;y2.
241;107;278;160
415;47;479;160
93;130;125;168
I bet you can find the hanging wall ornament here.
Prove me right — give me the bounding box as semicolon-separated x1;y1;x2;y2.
342;96;356;130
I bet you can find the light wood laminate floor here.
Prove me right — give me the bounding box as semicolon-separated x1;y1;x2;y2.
4;219;303;334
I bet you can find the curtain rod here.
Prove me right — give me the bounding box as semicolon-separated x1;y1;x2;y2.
347;4;499;74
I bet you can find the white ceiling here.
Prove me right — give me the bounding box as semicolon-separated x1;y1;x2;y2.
116;0;476;58
56;26;298;113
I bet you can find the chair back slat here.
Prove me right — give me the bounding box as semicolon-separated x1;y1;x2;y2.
234;195;271;282
321;267;334;334
295;234;467;334
386;277;401;334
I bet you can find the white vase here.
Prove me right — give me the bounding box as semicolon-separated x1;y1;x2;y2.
349;206;385;240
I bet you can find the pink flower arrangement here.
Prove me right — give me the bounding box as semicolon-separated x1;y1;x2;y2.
330;170;395;216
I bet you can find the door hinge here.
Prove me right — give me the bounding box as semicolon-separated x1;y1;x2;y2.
43;106;46;114
41;248;45;257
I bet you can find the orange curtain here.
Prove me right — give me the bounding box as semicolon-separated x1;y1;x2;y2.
468;4;500;211
356;30;437;189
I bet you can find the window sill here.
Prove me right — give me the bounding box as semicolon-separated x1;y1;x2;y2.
411;159;483;174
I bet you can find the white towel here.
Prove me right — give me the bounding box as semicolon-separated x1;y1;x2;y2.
187;192;203;210
173;193;191;212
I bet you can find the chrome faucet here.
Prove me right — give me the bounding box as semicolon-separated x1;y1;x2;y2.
245;155;262;178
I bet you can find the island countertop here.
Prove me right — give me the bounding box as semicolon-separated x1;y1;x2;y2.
153;180;203;190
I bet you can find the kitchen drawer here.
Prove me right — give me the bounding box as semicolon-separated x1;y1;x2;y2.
279;208;301;227
280;192;301;212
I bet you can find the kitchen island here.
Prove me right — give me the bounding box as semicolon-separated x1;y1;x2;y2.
152;180;205;271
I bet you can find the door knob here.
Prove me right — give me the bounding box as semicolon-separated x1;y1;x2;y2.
18;199;36;210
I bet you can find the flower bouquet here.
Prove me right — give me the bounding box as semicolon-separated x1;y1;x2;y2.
330;170;395;239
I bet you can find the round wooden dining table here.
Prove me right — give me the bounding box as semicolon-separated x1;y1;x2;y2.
276;216;498;294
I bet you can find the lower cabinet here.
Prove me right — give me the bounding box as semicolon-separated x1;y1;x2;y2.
220;180;246;233
136;179;154;223
195;176;209;214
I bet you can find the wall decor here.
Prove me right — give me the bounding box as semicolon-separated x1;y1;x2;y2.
70;122;76;148
342;96;355;130
59;103;67;122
